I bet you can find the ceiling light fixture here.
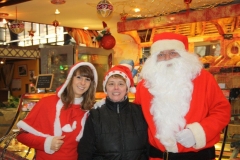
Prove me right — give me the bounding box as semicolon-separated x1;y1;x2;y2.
0;58;6;64
96;0;113;18
134;8;140;12
51;0;66;4
2;18;7;24
0;13;9;24
55;9;60;14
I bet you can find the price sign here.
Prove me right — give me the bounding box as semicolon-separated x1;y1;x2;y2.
36;74;54;89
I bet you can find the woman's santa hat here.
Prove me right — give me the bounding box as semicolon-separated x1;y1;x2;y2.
150;32;189;56
103;64;136;94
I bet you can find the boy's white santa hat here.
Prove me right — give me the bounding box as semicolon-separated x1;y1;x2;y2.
150;32;189;56
103;64;136;94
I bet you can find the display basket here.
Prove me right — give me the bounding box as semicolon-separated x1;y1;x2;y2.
210;66;240;89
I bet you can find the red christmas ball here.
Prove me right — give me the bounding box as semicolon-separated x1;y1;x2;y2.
101;34;116;50
184;0;192;4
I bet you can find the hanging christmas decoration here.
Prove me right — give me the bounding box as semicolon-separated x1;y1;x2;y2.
52;20;59;27
28;28;35;37
120;12;128;22
96;0;113;18
51;0;66;4
184;0;192;15
52;10;60;34
95;21;116;50
9;6;24;34
101;34;116;50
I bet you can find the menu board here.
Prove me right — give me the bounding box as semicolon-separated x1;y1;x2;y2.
36;74;54;89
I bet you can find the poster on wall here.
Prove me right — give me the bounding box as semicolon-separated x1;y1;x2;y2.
18;65;27;77
11;78;21;91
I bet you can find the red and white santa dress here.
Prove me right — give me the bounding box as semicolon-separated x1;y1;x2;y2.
16;62;98;160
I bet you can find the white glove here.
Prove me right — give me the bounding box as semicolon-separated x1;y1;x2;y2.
93;98;106;109
176;129;196;148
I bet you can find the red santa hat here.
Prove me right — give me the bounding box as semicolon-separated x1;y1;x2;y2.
57;61;98;97
103;65;136;94
151;32;189;56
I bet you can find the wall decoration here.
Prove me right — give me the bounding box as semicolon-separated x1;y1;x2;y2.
11;78;21;91
18;65;27;76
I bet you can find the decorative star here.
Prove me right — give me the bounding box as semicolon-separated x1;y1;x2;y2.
28;28;35;37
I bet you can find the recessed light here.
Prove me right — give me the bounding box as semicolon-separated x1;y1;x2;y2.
134;8;140;12
55;9;60;14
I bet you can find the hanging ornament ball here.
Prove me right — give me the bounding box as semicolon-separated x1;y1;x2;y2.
97;0;113;18
52;20;59;27
101;34;116;50
184;0;192;4
9;20;25;34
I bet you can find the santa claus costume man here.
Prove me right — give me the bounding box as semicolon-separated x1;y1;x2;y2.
134;32;231;160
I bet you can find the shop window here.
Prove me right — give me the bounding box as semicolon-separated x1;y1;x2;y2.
194;42;221;57
0;22;64;47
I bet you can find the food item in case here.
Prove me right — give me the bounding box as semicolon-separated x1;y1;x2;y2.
22;102;36;111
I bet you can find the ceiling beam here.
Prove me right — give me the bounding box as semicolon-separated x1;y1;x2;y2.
117;3;240;33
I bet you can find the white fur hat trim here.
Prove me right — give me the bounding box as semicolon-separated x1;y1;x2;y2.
57;62;98;97
103;70;131;94
151;40;186;55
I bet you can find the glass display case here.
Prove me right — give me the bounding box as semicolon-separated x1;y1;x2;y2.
0;93;55;159
40;45;74;92
40;45;114;92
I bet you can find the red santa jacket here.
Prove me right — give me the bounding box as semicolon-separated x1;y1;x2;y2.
17;95;88;160
134;69;231;155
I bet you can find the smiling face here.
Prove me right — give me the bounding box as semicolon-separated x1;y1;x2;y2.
106;75;128;102
72;71;92;98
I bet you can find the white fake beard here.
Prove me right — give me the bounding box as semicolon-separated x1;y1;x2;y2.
141;50;202;151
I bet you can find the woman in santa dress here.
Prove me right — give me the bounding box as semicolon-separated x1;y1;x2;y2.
17;61;98;160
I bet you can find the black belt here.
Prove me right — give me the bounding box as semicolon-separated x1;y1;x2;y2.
149;145;215;160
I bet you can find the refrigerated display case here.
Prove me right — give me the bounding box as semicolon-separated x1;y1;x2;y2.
0;92;55;159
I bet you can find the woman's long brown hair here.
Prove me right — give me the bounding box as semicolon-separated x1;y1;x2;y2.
61;65;96;110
